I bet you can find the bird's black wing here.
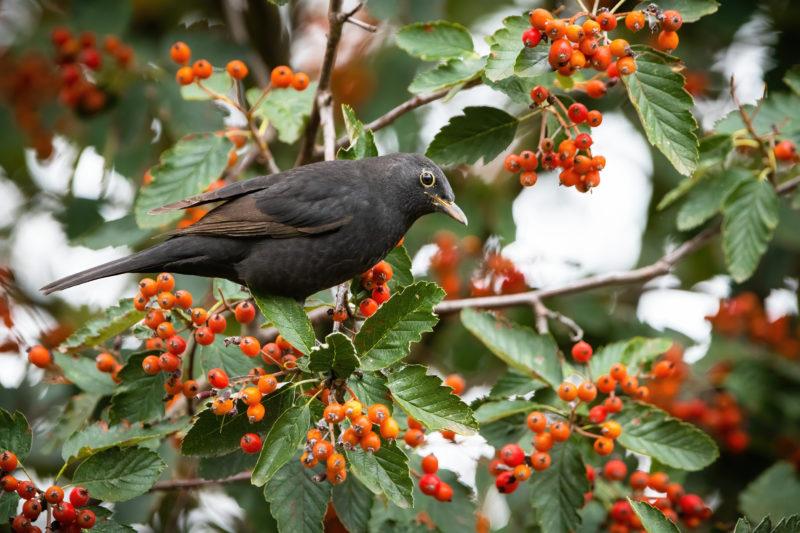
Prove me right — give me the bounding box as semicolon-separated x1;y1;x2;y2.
167;167;361;239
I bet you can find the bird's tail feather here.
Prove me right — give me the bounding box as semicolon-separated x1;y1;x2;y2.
40;241;176;294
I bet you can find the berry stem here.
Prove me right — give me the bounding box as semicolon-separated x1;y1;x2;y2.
609;0;627;14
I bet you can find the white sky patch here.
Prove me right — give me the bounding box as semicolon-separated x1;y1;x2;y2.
764;283;799;320
0;174;24;228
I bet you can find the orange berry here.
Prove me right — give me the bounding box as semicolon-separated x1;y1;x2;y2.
648;471;670;492
257;374;278;394
422;454;438;474
142;355;160;375
170;41;191;65
270;65;293;88
28;344;51;368
360;431;381;452
174;290;193;309
192;59;212;79
247;402;265;423
176;66;194;85
529;8;554;31
596;374;617;393
661;10;683;31
367;403;390;424
157;291;175;310
226;60;248;80
95;352;117;373
593;437;614;455
292;72;310;91
557;382;578;402
609;39;630;57
379;417;400;439
597;12;617;31
183;380;199;397
657;30;679;51
531;451;551;471
191;307;208;325
324;403;346;423
601;420;622;439
527;411;547;433
616;56;637;75
443;374;466;395
577;381;598;402
533;431;553;452
621;375;639;395
211;397;234;415
585;80;607;99
609;363;627;381
241;386;262;405
156;272;175;292
404;428;425;447
550;421;571;441
240;336;261;357
625;11;646;32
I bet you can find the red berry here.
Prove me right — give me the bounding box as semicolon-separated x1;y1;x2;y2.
170;41;191;65
500;444;525;467
77;509;96;528
359;298;378;317
575;133;593;150
52;27;71;47
194;326;215;345
22;498;42;519
434;481;453;502
571;340;592;363
679;493;705;516
372;285;391;304
28;345;51;368
80;48;101;70
54;502;77;523
774;140;796;161
422;454;439;474
610;500;632;522
234;301;256;323
504;154;522;173
603;459;628;481
530;85;549;104
208;368;229;389
495;471;519;494
0;450;18;472
661;10;683;31
158;353;180;373
522;28;542;48
568;103;588;124
419;473;441;496
518;150;538;171
69;486;90;507
588;405;607;423
166;335;187;355
240;433;262;454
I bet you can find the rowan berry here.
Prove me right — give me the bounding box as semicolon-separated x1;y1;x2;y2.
156;321;175;339
529;451;550;471
142;355;161;375
69;486;90;507
434;481;453;502
610;500;633;523
588;405;608;425
372;285;390;305
597;11;617;31
146;336;163;350
80;48;101;70
1;475;18;492
240;433;262;454
174;289;193;309
224;59;248;80
592;155;606;170
0;450;17;472
404;428;425;447
565;24;585;43
194;326;215;345
533;431;553;452
657;30;679;51
208;368;229;389
500;443;525;467
322;403;344;424
192;59;212;79
504;154;522;173
182;380;199;398
495;471;519;494
545;19;567;40
550;421;571;441
616;56;637;75
144;309;165;330
558;382;578;402
16;480;35;500
549;38;572;68
575;133;593;150
594;437;614;455
601;420;622;439
158;353;181;373
661;10;683;31
634;385;650;400
380;417;400;439
52;27;71;46
440;429;456;441
603;459;627;481
522;28;542;48
530;85;549;104
77;509;96;529
360;431;381;452
666;482;685;502
170;41;191;65
609;362;627;381
576;381;597;402
232;301;256;324
11;514;31;531
27;344;51;368
648;471;669;492
164;375;182;395
580;36;599;57
582;18;601;36
587;110;603;128
359;298;378;317
422;453;439;474
211;397;234;415
590;46;613;70
191;307;208;325
291;72;310;91
774;140;796;161
621;375;639;395
271;66;293;88
23;499;42;519
629;470;648;490
207;313;226;333
442;374;465;396
527;411;547;433
419;473;441;495
568;103;588;124
625;11;646;31
604;395;623;413
529;8;553;31
239;336;260;357
520;171;538;188
367;403;390;424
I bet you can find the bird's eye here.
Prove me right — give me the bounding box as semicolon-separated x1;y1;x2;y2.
419;169;436;188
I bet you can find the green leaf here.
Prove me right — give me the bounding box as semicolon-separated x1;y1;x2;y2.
264;459;332;533
484;15;529;82
622;49;698;176
530;439;589;533
740;462;800;523
251;404;310;486
355;281;445;370
213;277;250;301
253;293;316;355
383;246;414;289
629;498;680;532
267;0;289;5
489;369;546;398
615;402;719;471
589;337;672;378
474;399;546;425
135;133;233;228
307;332;360;379
197;336;255;378
72;447;166;501
332;478;374;533
396;21;474;61
181;70;233;100
0;492;20;522
426;106;519;166
347;441;413;508
62;419;187;462
347;372;390;409
677;168;750;230
182;388;295;457
716;93;800;137
461;308;562;389
635;0;719;22
387;365;478;434
483;72;552;105
338;104;378;160
408;58;485;94
774;516;800;533
108;352;167;424
247;83;318;144
198;451;257;480
53;353;117;395
514;45;550;78
0;409;32;461
722;179;780;282
410;466;475;533
61;299;145;352
785;66;800;95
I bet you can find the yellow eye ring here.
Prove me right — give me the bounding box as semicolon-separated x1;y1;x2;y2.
420;169;436;188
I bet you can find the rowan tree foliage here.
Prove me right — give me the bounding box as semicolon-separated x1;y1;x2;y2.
2;0;800;532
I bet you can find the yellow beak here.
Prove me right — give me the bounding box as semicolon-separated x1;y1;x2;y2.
431;195;468;225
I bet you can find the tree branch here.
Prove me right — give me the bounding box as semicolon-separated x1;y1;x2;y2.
150;471;251;491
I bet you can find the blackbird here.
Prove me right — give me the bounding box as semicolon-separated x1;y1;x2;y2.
41;153;467;300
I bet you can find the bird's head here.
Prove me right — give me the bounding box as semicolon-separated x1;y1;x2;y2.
380;153;468;226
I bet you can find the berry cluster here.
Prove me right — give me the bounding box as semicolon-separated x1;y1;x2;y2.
352;260;395;319
504;93;607;192
418;453;453;502
588;460;711;530
299;400;400;485
2;449;96;532
169;41;309;92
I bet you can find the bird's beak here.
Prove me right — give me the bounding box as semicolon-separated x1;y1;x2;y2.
430;195;468;225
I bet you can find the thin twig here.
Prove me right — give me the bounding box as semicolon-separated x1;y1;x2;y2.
150;471;251;491
730;76;775;182
531;297;550;334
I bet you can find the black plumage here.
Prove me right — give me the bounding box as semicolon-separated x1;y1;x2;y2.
41;153;467;300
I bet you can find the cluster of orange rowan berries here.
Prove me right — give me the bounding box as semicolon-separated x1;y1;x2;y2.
505;93;607;192
587;460;711;530
299;399;401;485
51;27;133;115
169;41;310;92
417;453;453;502
2;449;96;532
353;260;395;319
